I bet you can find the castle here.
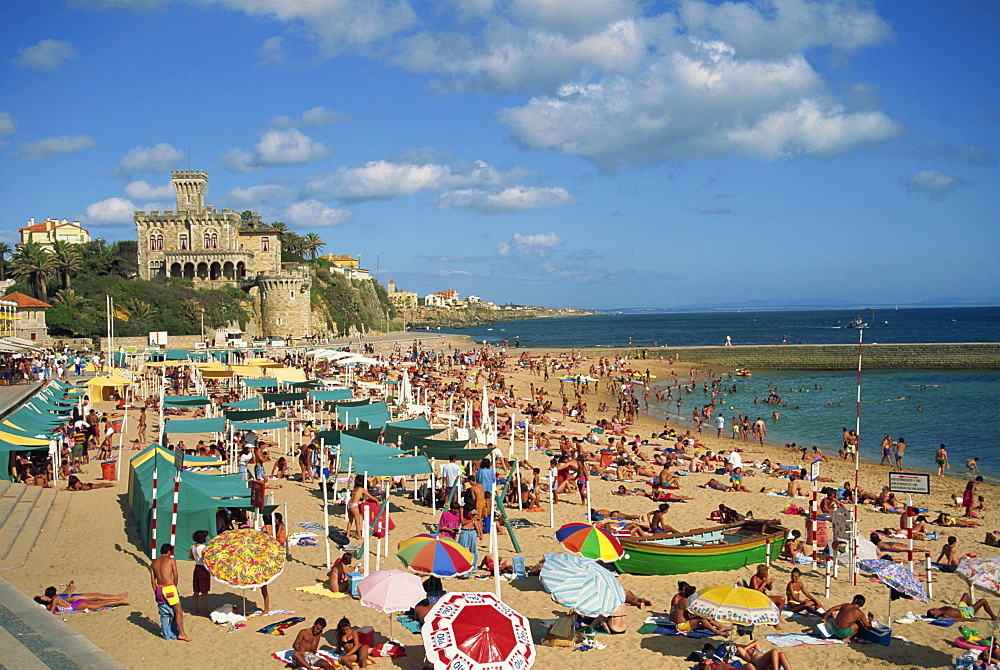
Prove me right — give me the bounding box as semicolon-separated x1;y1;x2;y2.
134;170;312;337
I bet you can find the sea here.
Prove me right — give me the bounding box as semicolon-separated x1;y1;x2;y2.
440;307;1000;482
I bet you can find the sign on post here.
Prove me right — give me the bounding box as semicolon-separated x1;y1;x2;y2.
810;459;821;482
889;472;930;495
173;447;185;473
250;480;266;510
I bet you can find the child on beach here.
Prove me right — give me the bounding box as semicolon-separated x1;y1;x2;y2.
189;530;210;616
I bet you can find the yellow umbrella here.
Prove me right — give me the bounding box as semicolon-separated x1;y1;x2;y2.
688;585;780;626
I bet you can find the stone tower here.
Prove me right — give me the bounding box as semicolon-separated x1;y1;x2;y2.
172;170;208;213
134;169;313;337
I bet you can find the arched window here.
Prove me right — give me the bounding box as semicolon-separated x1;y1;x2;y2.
149;233;163;251
261;237;270;252
179;233;189;251
203;230;219;250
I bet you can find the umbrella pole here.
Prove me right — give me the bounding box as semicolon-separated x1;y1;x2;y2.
491;483;502;598
549;471;555;529
322;439;331;569
363;505;371;576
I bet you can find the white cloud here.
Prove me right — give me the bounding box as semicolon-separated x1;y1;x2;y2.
901;170;969;199
284;200;353;227
436;186;576;213
124;180;174;201
496;232;564;255
220;148;260;173
114;143;184;178
257;36;286;64
13;39;78;71
222;184;294;209
20;135;96;160
303;159;524;202
84;197;136;225
0;112;18;148
221;129;330;172
210;0;417;54
271;106;351;129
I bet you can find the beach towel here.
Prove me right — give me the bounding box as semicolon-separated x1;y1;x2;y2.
258;617;305;635
295;584;349;598
396;614;422;634
764;634;846;648
295;522;326;532
637;622;715;637
271;649;340;666
65;606;116;613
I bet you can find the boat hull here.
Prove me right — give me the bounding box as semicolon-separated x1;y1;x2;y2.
616;521;788;576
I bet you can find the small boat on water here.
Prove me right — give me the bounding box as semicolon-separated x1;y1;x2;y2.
616;520;788;576
735;368;751;377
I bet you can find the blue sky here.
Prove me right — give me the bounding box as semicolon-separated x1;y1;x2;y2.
1;0;997;309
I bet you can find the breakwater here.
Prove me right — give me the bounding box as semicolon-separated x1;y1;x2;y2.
663;343;1000;370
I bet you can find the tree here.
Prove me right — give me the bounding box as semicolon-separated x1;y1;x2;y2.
0;242;11;280
9;241;53;300
49;240;83;291
302;232;325;259
51;288;84;309
282;232;306;257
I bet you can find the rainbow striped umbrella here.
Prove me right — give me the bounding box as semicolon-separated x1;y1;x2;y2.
555;522;624;562
396;533;475;577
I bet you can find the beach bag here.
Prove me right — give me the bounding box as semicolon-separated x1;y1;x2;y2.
541;614;579;647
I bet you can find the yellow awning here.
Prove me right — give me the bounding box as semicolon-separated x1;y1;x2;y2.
85;376;128;388
271;367;307;383
0;430;49;446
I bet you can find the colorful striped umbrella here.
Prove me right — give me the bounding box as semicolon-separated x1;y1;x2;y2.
422;591;535;670
555;522;624;562
203;528;284;589
396;533;475;577
539;553;625;617
688;585;780;626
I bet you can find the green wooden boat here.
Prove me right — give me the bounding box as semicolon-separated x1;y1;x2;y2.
616;520;788;576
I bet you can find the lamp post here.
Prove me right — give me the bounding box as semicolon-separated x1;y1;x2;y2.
850;307;874;586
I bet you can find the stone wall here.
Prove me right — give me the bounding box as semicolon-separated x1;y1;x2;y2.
610;343;1000;370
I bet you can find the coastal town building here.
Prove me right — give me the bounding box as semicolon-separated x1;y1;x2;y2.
18;218;90;250
0;299;16;339
1;291;50;343
388;290;418;310
134;170;312;337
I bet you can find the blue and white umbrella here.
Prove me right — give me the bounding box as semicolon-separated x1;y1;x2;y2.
539;553;625;617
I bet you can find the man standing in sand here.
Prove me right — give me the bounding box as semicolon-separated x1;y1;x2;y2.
150;544;190;641
137;407;147;444
298;442;313;483
936;444;950;476
715;415;725;438
253;441;269;481
752;418;766;447
894;438;907;470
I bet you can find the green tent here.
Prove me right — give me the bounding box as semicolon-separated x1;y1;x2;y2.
128;449;271;558
0;439;49;481
397;435;493;462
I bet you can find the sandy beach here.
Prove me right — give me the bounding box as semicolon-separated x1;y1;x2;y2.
6;337;997;670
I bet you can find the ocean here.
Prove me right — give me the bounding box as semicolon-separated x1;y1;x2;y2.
440;307;1000;481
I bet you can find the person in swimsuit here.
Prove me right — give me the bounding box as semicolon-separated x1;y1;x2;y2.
335;617;370;669
327;552;353;593
347;475;378;540
926;592;997;621
821;594;871;641
670;584;729;636
189;530;210;616
37;583;129;613
150;543;190;641
292;618;337;669
785;568;824;616
65;475;113;491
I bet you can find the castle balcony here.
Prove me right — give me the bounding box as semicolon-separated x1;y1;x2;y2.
164;250;254;283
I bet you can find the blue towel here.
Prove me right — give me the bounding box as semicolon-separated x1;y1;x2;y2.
396;614;422;634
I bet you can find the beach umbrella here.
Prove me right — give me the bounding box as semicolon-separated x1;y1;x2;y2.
827;537;878;564
859;558;927;622
957;556;1000;596
203;528;284;588
539;553;625;617
422;591;535;670
688;585;780;626
555;522;624;562
358;569;426;642
395;533;474;577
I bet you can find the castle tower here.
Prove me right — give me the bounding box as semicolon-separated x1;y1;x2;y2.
258;274;313;337
388;279;396;293
172;169;208;213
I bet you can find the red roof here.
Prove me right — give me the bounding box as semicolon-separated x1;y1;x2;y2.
2;292;51;308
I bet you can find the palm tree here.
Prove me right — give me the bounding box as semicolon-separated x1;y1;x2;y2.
124;296;153;320
52;288;84;309
0;242;11;280
9;241;53;300
282;232;305;257
302;232;325;259
49;240;83;291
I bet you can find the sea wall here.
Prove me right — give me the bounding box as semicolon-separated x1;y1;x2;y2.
657;343;1000;370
